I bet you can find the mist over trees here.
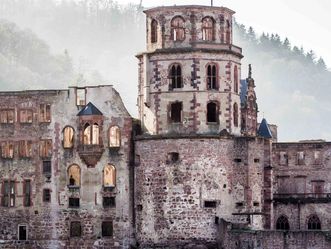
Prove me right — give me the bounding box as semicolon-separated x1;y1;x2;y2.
0;0;330;141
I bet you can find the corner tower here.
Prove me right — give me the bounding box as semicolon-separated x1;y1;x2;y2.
137;5;243;135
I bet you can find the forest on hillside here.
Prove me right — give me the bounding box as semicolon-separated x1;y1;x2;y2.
0;0;330;141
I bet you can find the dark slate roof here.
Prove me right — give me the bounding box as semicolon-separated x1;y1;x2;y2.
258;118;273;139
240;79;248;105
77;102;103;116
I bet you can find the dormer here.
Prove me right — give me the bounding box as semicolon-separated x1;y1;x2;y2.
77;102;104;167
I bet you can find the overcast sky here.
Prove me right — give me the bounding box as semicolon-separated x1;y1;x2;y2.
121;0;331;67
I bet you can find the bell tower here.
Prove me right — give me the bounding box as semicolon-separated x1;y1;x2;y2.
137;5;243;136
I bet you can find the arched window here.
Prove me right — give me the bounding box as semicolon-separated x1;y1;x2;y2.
151;19;158;43
83;123;99;145
109;126;121;148
202;17;215;41
233;103;238;127
234;65;238;93
68;164;81;186
207;64;217;90
171;16;185;41
104;164;116;187
63;126;74;148
170;64;182;89
276;216;290;230
207;102;218;123
308;215;321;230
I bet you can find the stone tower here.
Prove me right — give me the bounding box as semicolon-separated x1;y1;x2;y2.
137;5;243;136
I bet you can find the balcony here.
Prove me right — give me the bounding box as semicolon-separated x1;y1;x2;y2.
273;193;331;204
77;144;104;167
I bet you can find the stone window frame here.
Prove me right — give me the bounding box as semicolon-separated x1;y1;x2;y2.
63;126;75;149
23;179;32;207
18;140;33;158
151;19;158;43
0;109;15;124
108;126;121;148
206;63;219;90
39;103;51;123
297;151;305;165
168;101;183;124
202;16;215;41
233;102;239;127
82;122;100;145
276;215;290;230
70;220;82;237
1;179;16;207
102;220;113;237
39;139;52;158
19;109;33;124
103;164;116;188
168;63;183;90
76;88;86;106
279;151;289;166
307;214;321;230
1;141;14;159
18;224;28;241
43;188;51;203
170;16;185;41
67;164;81;187
206;100;220;124
233;65;239;93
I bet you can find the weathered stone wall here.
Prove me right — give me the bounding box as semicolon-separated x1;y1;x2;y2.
0;86;134;248
134;136;266;247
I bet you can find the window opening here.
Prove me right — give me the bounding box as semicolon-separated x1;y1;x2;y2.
151;19;158;43
202;17;215;41
63;127;74;148
18;225;27;240
276;216;290;230
170;64;182;89
170;102;182;123
171;16;185;41
207;64;217;89
102;221;113;237
104;165;116;187
207;102;218;123
70;221;81;237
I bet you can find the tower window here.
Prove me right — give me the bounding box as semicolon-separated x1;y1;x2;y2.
276;215;290;230
18;225;27;240
307;215;321;230
151;19;158;43
102;221;113;237
202;17;215;41
233;103;239;127
171;16;185;41
207;64;217;90
170;64;182;89
207;102;218;123
170;102;182;123
234;65;238;93
70;221;81;237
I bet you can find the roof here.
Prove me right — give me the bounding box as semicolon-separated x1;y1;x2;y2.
77;102;103;116
257;118;273;139
240;79;248;105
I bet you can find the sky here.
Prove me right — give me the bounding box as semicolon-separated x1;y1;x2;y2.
121;0;331;67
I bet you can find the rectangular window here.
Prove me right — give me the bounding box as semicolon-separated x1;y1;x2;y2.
0;109;15;124
103;197;115;208
2;180;9;207
102;221;113;237
9;181;15;207
19;109;33;123
76;88;86;106
170;102;182;123
69;197;80;208
70;221;81;237
167;152;179;163
204;201;217;208
1;141;14;159
43;160;52;175
314;151;322;165
39;139;52;158
297;151;305;165
39;104;51;122
18;225;27;240
279;152;288;165
24;180;31;207
18;141;32;158
43;189;51;202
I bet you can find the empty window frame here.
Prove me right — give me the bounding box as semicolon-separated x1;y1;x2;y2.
18;140;32;158
43;189;51;202
307;215;321;230
151;19;158;43
19;109;33;123
104;164;116;187
43;160;52;175
18;225;28;240
102;221;113;237
234;65;239;93
23;180;31;207
202;16;215;41
39;139;52;158
109;126;121;148
171;16;185;41
69;198;80;208
63;126;74;149
2;180;15;207
0;109;15;124
207;102;218;123
297;151;305;165
170;102;182;123
103;197;116;208
207;64;217;90
83;123;99;145
233;103;239;127
169;64;182;89
68;164;81;187
314;151;322;165
70;221;81;237
76;88;86;106
1;141;14;159
279;152;289;165
276;215;290;230
204;201;217;208
39;104;51;122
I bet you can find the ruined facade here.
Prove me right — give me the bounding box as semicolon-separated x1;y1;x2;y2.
0;4;331;249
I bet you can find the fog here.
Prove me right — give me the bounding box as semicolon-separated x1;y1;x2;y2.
0;0;330;142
